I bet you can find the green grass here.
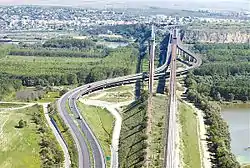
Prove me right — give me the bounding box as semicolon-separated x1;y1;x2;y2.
179;101;201;168
77;101;114;167
104;85;134;93
0;106;41;168
0;103;25;108
0;55;101;76
148;95;168;168
98;91;134;103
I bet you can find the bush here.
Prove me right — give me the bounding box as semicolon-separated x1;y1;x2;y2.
16;119;27;128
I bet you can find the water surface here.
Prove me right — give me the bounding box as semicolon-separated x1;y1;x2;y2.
97;41;128;48
222;108;250;164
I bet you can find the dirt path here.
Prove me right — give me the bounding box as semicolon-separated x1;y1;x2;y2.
0;102;35;111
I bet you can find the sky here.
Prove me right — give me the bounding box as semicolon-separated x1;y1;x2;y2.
0;0;248;11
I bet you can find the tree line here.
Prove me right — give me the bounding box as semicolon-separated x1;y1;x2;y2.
10;38;111;58
9;48;107;58
42;38;96;49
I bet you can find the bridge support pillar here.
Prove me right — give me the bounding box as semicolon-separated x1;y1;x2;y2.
188;55;191;62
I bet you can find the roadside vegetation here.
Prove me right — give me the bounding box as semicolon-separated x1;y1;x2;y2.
186;83;240;167
49;103;79;168
32;104;64;167
96;85;134;102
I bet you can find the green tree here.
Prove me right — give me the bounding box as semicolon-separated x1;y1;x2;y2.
67;74;78;85
17;119;27;128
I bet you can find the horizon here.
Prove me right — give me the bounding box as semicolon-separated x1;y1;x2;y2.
0;0;248;11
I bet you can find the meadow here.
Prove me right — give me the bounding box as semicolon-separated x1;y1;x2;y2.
0;107;41;168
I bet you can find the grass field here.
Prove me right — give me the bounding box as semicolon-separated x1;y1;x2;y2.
104;85;134;93
0;106;41;168
98;91;133;102
77;101;114;167
85;85;134;103
179;101;201;168
0;55;101;76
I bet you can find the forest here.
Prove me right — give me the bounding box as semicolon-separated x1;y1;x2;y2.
189;42;250;102
0;24;154;101
0;46;137;87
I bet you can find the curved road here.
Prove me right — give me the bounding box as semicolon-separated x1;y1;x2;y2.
57;30;202;168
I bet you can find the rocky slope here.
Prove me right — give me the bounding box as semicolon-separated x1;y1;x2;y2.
183;24;250;43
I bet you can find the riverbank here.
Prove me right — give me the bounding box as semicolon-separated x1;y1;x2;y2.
219;101;250;109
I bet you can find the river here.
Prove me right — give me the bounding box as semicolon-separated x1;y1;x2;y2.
96;41;128;48
222;108;250;165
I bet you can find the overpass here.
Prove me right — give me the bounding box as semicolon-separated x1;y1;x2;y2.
57;28;201;168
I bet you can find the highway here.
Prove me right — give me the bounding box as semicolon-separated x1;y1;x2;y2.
57;29;202;168
58;91;91;168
